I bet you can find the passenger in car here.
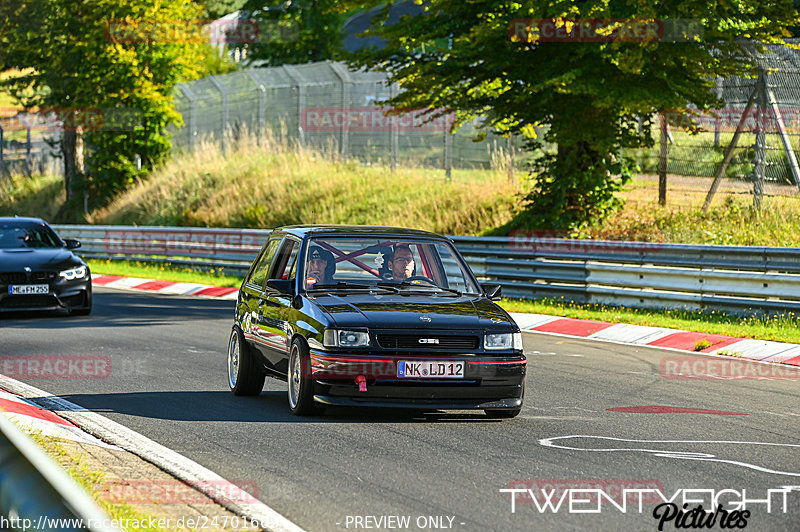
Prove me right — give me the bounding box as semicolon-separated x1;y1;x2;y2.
387;243;415;281
306;246;336;286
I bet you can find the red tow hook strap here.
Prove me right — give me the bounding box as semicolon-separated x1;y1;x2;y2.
355;375;367;392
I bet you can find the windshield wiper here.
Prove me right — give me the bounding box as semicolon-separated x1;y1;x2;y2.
378;281;462;296
311;281;399;294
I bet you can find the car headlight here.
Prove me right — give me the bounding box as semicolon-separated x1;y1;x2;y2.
485;332;522;350
323;329;370;348
59;265;87;281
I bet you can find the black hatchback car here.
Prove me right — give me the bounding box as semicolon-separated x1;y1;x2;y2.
227;225;526;418
0;217;92;315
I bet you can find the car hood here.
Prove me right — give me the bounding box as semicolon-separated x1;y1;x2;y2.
0;248;81;271
309;292;517;330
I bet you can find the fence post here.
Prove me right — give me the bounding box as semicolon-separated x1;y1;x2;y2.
444;128;452;182
752;71;767;210
658;112;668;206
765;83;800;191
208;75;228;154
243;69;266;144
390;83;398;174
714;79;722;147
702;84;758;212
178;84;198;151
282;65;305;145
507;134;515;184
25;126;32;177
329;62;351;157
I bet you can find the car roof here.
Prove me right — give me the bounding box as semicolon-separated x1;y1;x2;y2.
274;225;450;240
0;216;47;225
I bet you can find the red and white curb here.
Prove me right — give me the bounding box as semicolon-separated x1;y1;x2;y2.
0;377;306;532
0;389;118;448
92;275;239;299
512;313;800;366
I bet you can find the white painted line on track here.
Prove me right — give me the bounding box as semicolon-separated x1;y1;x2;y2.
539;435;800;477
0;376;306;532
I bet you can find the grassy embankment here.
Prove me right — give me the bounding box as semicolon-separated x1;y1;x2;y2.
4;132;800;343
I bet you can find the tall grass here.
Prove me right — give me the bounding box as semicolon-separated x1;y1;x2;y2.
89;132;521;235
587;175;800;246
0;173;65;220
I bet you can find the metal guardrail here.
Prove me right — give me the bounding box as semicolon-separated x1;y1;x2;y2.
0;414;122;532
52;224;800;314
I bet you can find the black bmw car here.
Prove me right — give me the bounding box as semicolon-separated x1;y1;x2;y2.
0;217;92;315
227;225;526;418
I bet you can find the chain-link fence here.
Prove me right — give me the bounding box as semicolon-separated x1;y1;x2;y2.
0;125;63;177
170;60;531;177
628;42;800;209
172;50;800;208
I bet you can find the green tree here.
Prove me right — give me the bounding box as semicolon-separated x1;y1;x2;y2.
344;0;800;232
0;0;219;212
238;0;356;65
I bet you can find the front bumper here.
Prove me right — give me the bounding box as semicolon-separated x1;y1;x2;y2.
308;350;526;410
0;280;91;312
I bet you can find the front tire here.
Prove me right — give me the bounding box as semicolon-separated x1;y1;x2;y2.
228;327;265;396
288;339;317;416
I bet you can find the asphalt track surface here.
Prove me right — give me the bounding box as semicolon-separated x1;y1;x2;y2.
1;287;799;531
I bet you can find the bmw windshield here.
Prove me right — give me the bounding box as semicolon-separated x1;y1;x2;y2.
0;221;63;249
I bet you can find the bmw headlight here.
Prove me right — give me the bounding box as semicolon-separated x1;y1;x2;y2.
59;265;87;281
485;332;523;350
323;329;370;348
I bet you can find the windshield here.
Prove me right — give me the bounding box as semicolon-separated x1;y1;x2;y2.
303;236;480;294
0;222;63;249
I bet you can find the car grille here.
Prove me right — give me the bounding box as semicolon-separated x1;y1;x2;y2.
0;295;59;309
376;334;479;350
0;271;56;284
0;272;27;284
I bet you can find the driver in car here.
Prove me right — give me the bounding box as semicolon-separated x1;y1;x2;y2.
388;244;415;281
306;246;336;286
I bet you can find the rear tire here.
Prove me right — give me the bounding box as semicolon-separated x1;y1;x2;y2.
228;327;265;396
288;339;317;416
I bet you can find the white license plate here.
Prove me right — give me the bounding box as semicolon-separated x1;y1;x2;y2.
397;360;464;378
9;284;49;295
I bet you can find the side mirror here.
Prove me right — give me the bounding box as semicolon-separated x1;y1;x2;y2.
64;238;81;250
482;283;502;301
266;278;294;295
